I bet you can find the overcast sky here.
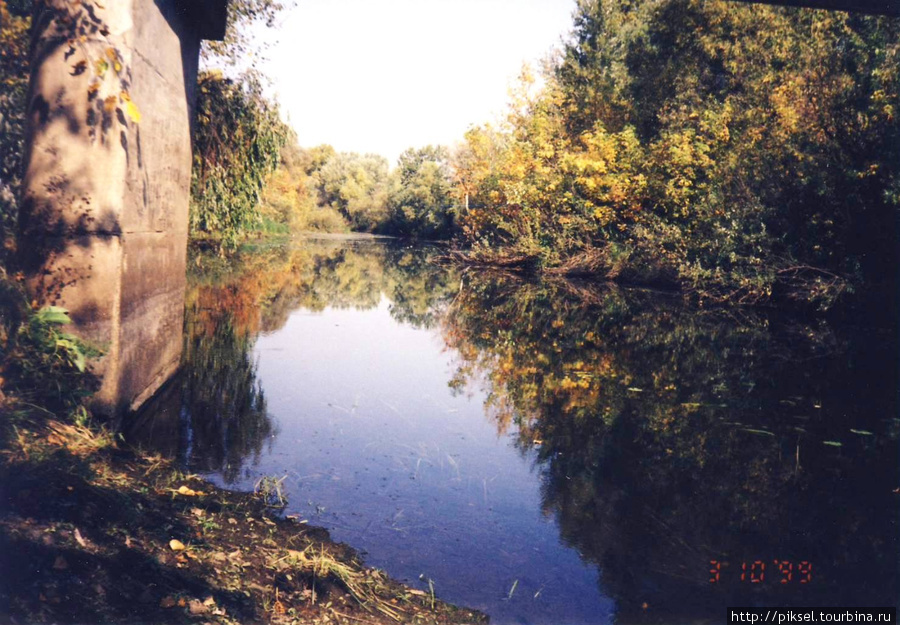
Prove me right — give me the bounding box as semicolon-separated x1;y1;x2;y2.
260;0;576;166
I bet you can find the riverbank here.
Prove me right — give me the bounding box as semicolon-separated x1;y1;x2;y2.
0;399;487;625
434;244;865;313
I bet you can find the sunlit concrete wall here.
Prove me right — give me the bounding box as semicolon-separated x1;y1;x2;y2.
18;0;226;417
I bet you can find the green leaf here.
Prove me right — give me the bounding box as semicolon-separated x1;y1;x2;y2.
71;349;86;372
36;306;72;325
56;338;87;372
822;440;843;447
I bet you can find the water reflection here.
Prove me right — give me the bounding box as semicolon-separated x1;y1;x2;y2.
127;239;899;623
443;273;899;619
128;238;457;483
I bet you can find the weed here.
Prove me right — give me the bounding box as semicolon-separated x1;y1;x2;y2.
1;286;100;414
254;475;288;508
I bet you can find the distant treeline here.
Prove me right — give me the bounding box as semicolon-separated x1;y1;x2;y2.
188;72;458;246
258;142;457;240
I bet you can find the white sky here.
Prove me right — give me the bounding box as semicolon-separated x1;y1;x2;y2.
261;0;576;166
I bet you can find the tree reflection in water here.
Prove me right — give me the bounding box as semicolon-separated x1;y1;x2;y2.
127;238;457;483
442;272;899;620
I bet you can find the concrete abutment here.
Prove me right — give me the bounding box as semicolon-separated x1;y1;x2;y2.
18;0;227;417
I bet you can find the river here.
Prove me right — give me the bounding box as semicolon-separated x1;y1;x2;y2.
126;236;899;624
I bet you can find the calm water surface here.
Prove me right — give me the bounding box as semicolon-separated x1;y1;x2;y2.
128;238;899;624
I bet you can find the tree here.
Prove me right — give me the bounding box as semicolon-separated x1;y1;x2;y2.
386;146;457;239
190;71;289;248
453;0;900;309
316;152;391;232
202;0;295;68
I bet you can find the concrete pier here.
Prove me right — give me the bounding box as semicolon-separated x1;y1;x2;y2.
18;0;227;416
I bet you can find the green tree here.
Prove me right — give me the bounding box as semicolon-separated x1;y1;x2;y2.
316;152;391;232
386;146;457;239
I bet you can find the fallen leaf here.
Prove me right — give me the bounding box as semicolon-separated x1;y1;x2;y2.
160;596;176;609
73;528;86;547
203;596;216;606
52;556;68;570
103;95;117;113
188;599;207;615
169;539;186;551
